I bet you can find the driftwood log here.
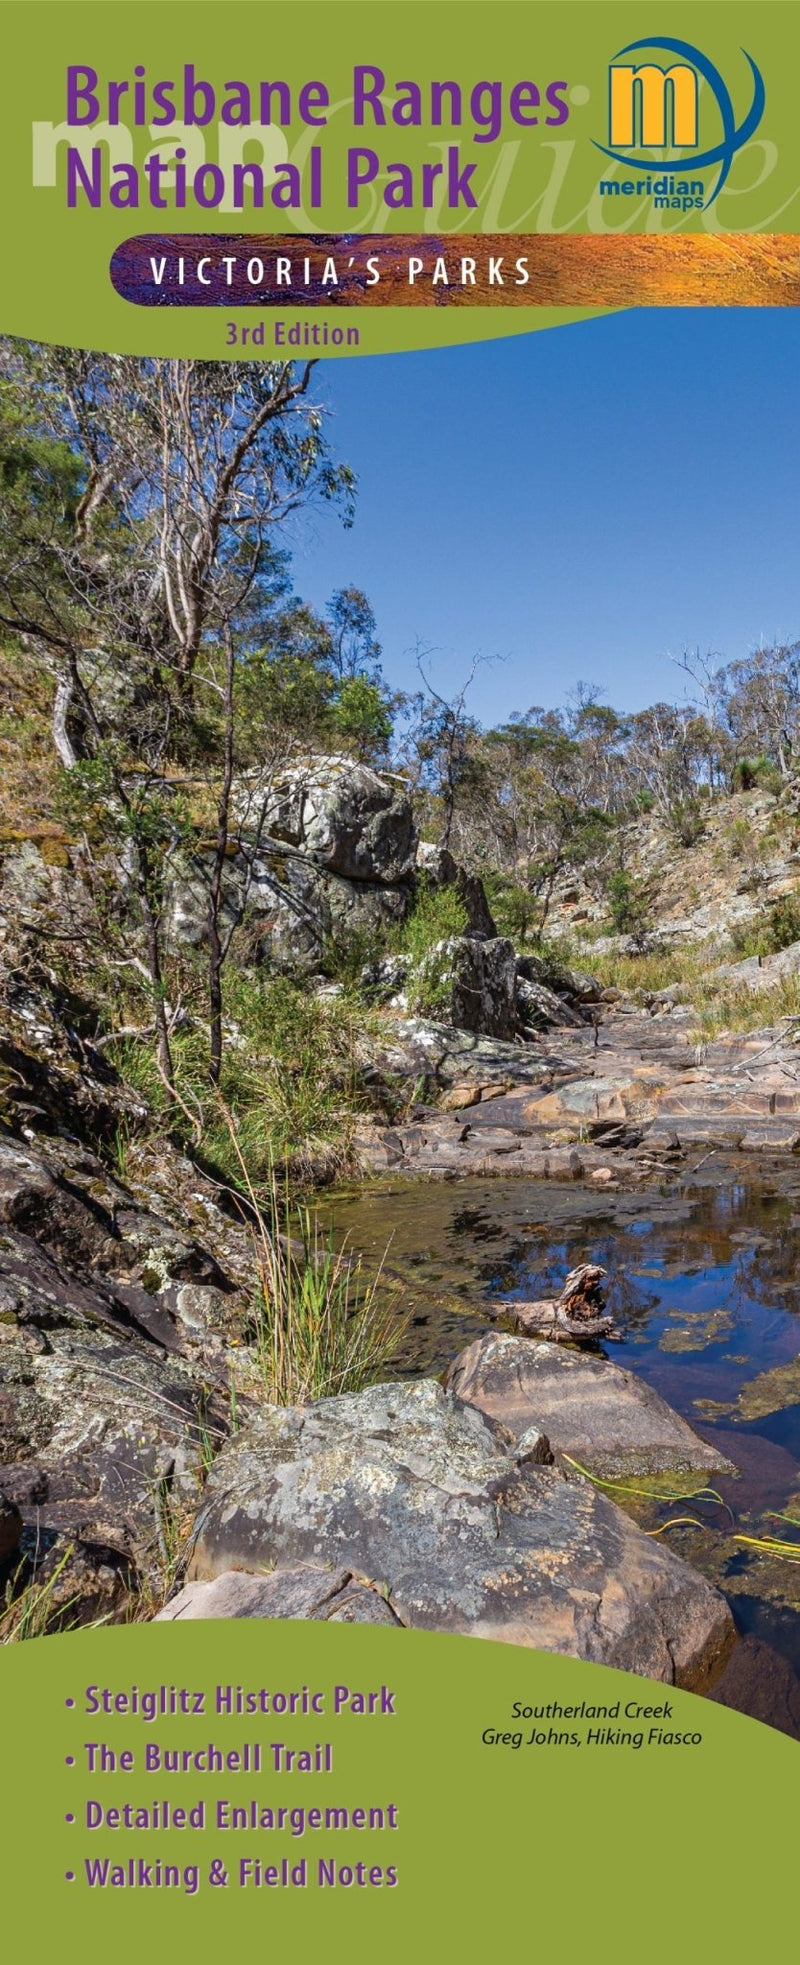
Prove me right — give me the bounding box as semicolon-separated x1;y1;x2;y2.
504;1264;617;1344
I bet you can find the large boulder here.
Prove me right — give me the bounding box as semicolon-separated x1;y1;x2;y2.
446;1335;734;1481
188;1379;734;1687
0;1301;229;1622
413;936;519;1039
517;951;602;1006
241;756;417;884
164;843;413;975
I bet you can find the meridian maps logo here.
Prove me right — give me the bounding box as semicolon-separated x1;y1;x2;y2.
595;35;766;210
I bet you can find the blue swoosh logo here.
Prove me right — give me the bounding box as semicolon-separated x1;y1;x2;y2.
593;37;766;205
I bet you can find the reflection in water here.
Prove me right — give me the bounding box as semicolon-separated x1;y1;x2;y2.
322;1166;800;1682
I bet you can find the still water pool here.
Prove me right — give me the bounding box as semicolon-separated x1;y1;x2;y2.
322;1165;800;1674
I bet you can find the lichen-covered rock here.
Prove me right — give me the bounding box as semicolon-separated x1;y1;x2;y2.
446;1334;735;1481
0;1316;225;1541
0;1289;232;1625
243;756;417;884
188;1378;734;1687
359;954;411;1007
164;840;413;976
413;936;519;1039
516;976;583;1032
0;1132;229;1306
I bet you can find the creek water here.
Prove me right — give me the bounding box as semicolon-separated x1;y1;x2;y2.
321;1160;800;1680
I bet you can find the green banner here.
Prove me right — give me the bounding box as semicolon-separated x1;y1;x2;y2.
1;1618;796;1955
0;1;798;354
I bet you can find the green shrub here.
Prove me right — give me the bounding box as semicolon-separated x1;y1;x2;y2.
481;872;537;944
607;868;652;938
117;969;370;1188
732;756;782;795
727;922;766;959
399;881;468;963
668;797;707;848
768;893;800;952
406;944;458;1019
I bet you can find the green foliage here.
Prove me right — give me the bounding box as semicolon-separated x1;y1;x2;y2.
732;755;783;795
606;867;652;938
406;945;456;1019
399;881;469;964
323;921;388;986
482;872;537;944
726;816;755;862
728;892;800;961
769;893;800;951
54;758;192;920
328;675;393;761
117;968;369;1187
1;1546;85;1643
238;646;335;753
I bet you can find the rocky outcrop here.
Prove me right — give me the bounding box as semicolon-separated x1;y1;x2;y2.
353;993;800;1177
187;1378;734;1687
165;761;510;992
446;1334;734;1480
413;935;519;1039
543;784;800;952
165;756;418;975
164;838;414;977
250;757;417;885
0;979;259;1625
517;975;585;1032
0;1151;245;1624
711;940;800;994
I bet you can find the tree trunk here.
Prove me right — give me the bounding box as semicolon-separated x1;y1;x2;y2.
52;676;77;768
208;626;236;1087
136;844;174;1088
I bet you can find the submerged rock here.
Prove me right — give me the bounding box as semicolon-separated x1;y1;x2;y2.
187;1378;734;1687
446;1334;735;1481
708;1634;800;1740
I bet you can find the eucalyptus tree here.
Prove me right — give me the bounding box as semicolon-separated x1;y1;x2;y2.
0;342;355;1088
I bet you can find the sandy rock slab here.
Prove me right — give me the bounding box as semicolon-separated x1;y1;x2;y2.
157;1566;401;1625
446;1334;735;1482
187;1380;733;1689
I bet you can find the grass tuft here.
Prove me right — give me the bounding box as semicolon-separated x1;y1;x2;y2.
224;1126;407;1406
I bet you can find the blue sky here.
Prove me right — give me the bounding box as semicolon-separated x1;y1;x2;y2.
290;309;800;728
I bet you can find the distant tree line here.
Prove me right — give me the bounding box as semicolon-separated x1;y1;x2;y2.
0;337;797;1072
